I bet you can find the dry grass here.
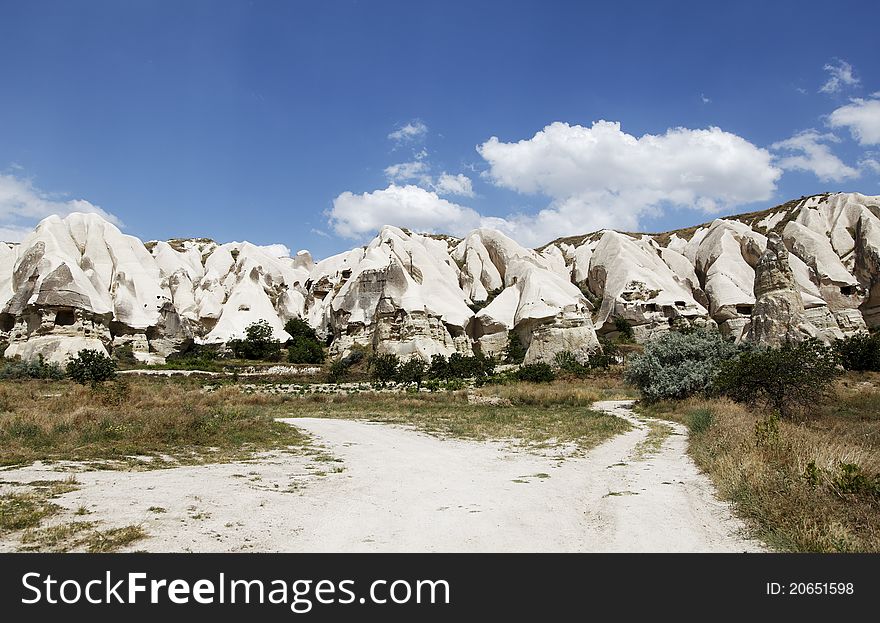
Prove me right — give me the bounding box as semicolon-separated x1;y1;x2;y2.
475;375;636;406
639;372;880;552
283;380;632;452
19;521;147;552
0;476;79;536
0;378;310;467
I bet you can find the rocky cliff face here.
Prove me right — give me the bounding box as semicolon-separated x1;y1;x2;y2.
0;192;878;364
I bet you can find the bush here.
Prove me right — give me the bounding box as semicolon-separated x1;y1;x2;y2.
504;331;527;364
624;329;738;402
228;320;280;360
515;362;556;383
0;355;65;380
369;353;400;385
590;337;620;369
66;349;117;385
326;350;365;383
554;351;589;376
287;340;325;365
426;352;495;381
713;339;840;419
835;333;880;371
428;354;449;379
397;357;427;387
688;408;714;434
284;318;326;363
613;316;635;342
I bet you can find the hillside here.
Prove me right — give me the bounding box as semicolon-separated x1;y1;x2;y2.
0;192;878;364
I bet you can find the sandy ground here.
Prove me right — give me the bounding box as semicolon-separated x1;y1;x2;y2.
0;400;763;552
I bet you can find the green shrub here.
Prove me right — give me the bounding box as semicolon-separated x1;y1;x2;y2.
428;354;448;379
284;318;326;363
397;357;427;387
111;344;138;366
66;350;117;385
369;353;400;385
831;463;880;497
0;355;66;380
688;408;714;434
228;320;280;360
714;339;840;419
613;316;635;342
624;329;737;402
515;362;556;383
590;337;620;369
287;340;325;364
834;333;880;371
504;331;527;364
426;352;494;381
554;351;589;376
326;350;364;383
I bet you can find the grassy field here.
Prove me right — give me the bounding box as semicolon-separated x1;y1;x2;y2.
0;373;635;468
0;378;311;468
639;372;880;552
282;377;635;452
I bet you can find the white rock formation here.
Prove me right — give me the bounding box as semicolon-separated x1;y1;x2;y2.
0;192;878;365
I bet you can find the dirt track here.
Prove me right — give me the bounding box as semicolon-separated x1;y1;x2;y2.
0;400;763;552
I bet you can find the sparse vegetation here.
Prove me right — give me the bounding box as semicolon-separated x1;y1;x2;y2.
640;372;880;552
504;331;527;364
0;378;309;466
0;355;65;380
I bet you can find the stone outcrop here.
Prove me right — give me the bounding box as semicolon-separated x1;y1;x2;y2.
0;192;878;364
742;233;828;345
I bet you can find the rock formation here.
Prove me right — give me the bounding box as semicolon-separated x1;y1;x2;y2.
0;192;878;364
742;233;827;345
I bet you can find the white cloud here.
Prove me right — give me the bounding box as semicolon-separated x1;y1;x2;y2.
387;121;428;145
0;173;121;241
700;93;711;104
476;120;781;244
771;130;860;182
819;59;860;94
860;158;880;175
384;160;431;185
328;184;482;239
828;97;880;145
434;173;474;197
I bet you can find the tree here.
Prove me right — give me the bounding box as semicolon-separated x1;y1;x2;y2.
624;329;738;402
713;339;840;419
66;349;117;386
835;333;880;371
504;331;527;364
229;320;280;360
284;317;325;364
369;353;400;385
397;357;427;387
428;354;449;379
613;316;635;342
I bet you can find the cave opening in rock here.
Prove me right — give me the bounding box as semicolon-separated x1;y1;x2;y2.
0;313;14;332
54;309;76;326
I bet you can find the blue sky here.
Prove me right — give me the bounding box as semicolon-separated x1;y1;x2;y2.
1;0;878;258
